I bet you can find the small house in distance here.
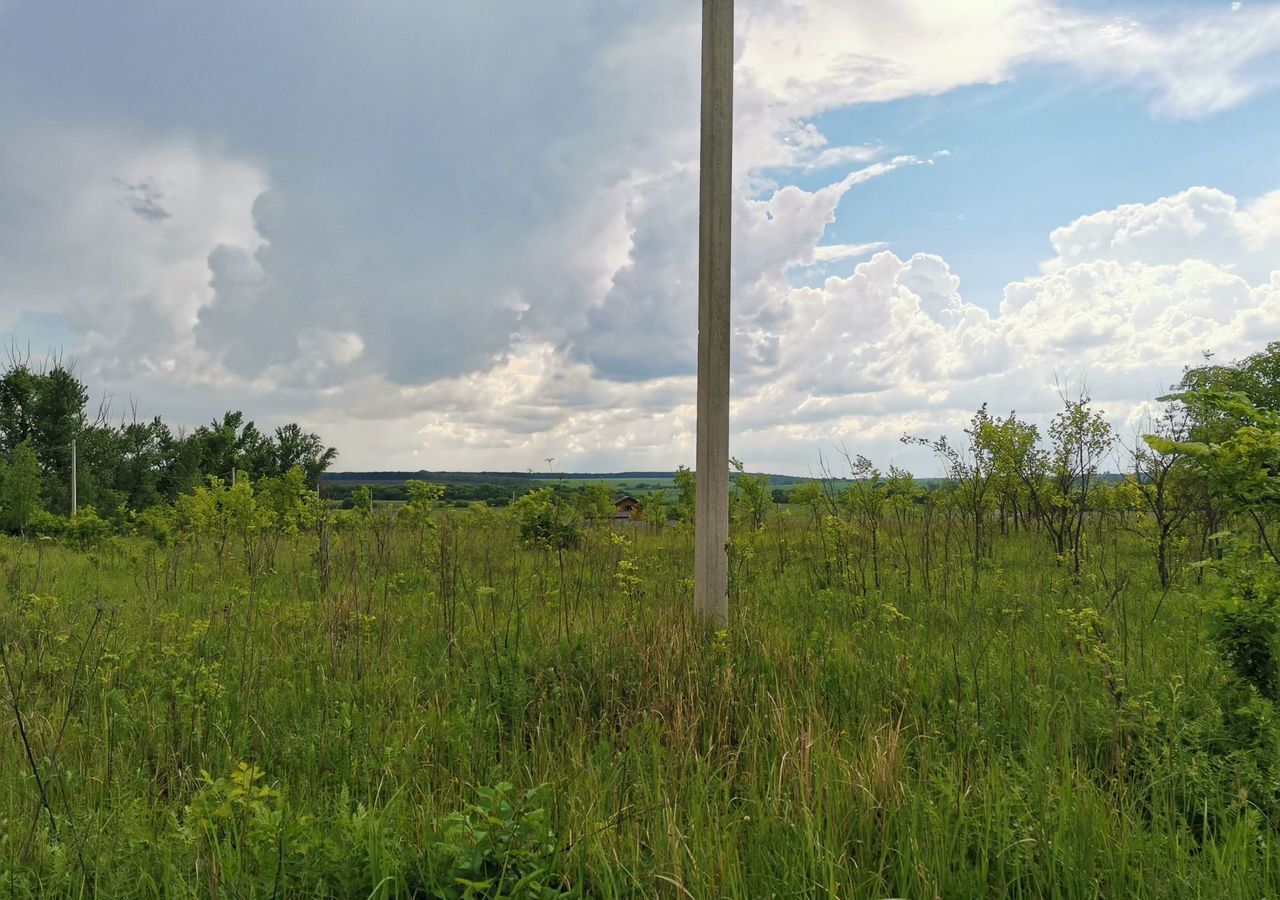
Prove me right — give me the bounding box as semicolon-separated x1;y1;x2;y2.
612;495;641;522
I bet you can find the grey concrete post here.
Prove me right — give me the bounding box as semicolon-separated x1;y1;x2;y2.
695;0;733;627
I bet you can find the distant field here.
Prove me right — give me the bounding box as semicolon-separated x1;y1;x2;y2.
530;476;678;492
326;471;866;493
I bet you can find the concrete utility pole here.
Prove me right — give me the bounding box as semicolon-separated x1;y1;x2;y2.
694;0;733;628
70;439;77;517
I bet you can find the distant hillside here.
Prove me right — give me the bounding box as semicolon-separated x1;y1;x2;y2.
323;470;675;485
321;470;1128;501
319;470;852;507
322;470;850;488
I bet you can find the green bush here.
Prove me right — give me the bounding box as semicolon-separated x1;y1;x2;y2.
26;508;66;538
415;783;562;898
1208;563;1280;700
65;506;111;549
511;488;580;551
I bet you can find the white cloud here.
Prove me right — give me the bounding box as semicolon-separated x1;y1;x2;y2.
1045;186;1280;281
738;0;1280;129
1047;5;1280;118
812;243;888;263
0;126;266;381
305;185;1279;474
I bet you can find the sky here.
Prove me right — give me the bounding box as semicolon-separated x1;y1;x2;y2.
0;0;1278;476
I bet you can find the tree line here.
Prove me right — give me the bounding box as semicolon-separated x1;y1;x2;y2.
0;356;336;533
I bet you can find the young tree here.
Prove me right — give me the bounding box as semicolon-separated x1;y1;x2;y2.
511;487;580;550
906;406;1001;587
730;458;772;531
0;440;44;534
1127;403;1195;588
1150;389;1280;565
572;482;614;522
269;423;339;487
839;454;887;591
640;489;669;526
673;465;696;525
1046;394;1115;575
973;410;1040;535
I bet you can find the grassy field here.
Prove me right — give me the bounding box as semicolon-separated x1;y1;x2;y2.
530;477;680;493
0;504;1275;897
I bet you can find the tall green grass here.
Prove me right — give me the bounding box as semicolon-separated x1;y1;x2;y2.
0;507;1272;897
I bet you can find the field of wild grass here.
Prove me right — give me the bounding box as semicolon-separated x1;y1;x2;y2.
0;504;1276;897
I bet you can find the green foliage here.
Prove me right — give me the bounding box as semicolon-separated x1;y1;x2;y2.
572;482;614;521
406;479;447;509
1177;342;1280;433
256;467;320;534
184;761;282;846
0;359;335;523
1149;389;1280;563
0;439;43;533
0;362;86;508
26;508;65;537
419;783;562;898
789;479;826;515
1206;564;1280;700
639;488;668;525
65;505;111;549
511;487;580;550
730;458;772;530
673;465;695;524
132;503;176;545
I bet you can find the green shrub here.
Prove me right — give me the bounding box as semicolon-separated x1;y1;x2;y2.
415;782;562;898
511;488;580;551
1208;563;1280;700
26;508;66;537
65;506;111;549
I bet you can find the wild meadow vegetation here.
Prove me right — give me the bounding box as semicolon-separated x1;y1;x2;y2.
0;343;1278;897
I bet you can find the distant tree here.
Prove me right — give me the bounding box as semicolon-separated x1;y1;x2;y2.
573;483;614;521
114;416;174;511
641;488;668;526
511;487;579;550
0;360;90;512
269;423;338;487
0;362;39;449
673;465;696;524
0;358;340;517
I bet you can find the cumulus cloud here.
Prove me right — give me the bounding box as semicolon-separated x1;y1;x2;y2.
310;185;1278;473
1045;186;1280;281
0;126;266;380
